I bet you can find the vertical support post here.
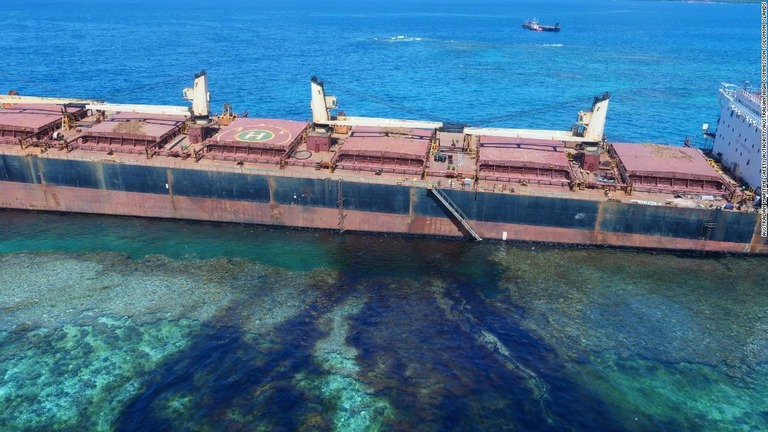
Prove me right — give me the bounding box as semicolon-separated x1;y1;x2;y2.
337;179;346;233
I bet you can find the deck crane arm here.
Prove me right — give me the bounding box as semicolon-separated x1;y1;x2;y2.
310;76;443;130
0;71;210;119
464;93;610;144
0;94;191;116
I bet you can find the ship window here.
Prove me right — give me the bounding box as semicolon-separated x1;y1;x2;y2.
747;159;751;166
730;111;734;117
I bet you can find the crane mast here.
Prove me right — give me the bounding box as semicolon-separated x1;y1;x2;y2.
0;71;210;119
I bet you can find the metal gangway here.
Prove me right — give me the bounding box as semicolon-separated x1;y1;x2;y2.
429;186;483;241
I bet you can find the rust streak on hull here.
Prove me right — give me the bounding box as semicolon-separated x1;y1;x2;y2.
1;181;762;254
749;214;767;254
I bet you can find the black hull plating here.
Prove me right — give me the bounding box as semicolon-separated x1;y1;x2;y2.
0;154;763;252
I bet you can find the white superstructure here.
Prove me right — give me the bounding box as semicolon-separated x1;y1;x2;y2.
712;83;763;190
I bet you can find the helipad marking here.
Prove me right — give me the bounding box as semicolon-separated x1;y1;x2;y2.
236;129;275;142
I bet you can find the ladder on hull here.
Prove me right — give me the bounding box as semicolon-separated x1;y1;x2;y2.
338;179;347;233
430;186;482;241
700;211;717;251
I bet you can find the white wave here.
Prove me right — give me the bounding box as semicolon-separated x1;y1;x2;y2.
374;35;423;42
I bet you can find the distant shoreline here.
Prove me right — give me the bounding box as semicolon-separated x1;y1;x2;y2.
634;0;760;3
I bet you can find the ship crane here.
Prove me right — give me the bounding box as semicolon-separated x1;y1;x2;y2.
311;76;609;145
0;71;211;120
463;93;610;144
310;76;443;130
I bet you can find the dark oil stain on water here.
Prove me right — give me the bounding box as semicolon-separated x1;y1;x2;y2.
1;209;767;431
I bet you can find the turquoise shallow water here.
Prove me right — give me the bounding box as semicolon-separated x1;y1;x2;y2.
0;210;767;431
1;0;766;430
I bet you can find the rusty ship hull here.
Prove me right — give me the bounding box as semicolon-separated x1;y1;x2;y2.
0;152;764;254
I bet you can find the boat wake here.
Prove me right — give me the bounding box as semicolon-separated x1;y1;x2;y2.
374;35;424;42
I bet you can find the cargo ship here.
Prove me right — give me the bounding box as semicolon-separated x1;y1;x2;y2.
522;18;561;32
0;72;765;254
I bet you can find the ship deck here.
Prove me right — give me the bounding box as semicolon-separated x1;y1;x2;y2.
76;112;187;155
204;118;309;164
476;136;572;186
611;142;732;195
332;126;433;176
0;104;85;142
0;105;753;213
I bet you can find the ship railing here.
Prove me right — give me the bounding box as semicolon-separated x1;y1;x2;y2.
728;102;761;128
2;146;740;209
738;88;761;107
0;146;431;188
0;146;584;197
721;83;763;116
719;83;740;96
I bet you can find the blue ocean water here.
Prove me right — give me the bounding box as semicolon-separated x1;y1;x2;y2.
1;0;760;142
1;0;767;431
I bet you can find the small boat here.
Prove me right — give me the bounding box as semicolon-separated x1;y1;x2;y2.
522;18;560;32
